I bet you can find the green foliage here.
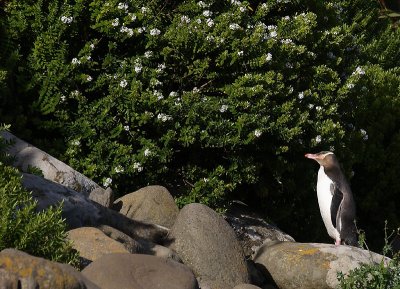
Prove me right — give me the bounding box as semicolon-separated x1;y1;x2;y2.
1;0;400;248
337;225;400;289
0;128;79;266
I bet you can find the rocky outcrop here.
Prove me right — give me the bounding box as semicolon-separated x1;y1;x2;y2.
253;241;389;289
82;253;199;289
113;185;179;228
232;284;263;289
0;249;100;289
169;203;251;289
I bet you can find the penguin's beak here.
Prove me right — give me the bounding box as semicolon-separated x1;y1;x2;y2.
305;153;320;160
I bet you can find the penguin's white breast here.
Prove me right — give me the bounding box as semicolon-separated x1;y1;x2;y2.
317;166;340;240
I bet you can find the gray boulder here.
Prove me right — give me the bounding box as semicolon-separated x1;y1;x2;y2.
169;203;250;289
82;253;199;289
67;227;130;262
0;249;100;289
114;185;179;228
22;173;169;244
253;241;389;289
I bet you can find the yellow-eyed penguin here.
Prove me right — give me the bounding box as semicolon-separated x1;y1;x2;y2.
305;151;358;246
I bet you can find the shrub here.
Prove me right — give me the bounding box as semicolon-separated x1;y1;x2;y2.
0;125;79;266
2;0;400;246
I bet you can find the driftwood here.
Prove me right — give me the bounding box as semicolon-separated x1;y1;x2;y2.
1;131;101;196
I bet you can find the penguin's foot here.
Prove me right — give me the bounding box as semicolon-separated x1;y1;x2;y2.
335;239;341;246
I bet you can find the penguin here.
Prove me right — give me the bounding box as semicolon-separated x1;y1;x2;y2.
305;151;358;246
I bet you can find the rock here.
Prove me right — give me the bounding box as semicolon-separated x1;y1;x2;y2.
82;253;199;289
169;203;250;289
98;225;182;262
89;187;114;208
113;185;179;228
1;131;101;196
67;227;130;262
224;201;295;258
0;248;100;289
22;173;169;244
253;242;389;289
233;284;263;289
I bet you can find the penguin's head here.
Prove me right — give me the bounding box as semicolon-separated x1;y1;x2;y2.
305;151;337;167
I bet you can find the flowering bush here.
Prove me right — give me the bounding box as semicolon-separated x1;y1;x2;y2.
2;0;400;244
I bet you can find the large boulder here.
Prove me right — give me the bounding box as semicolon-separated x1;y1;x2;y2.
169;203;250;289
0;249;100;289
22;173;169;244
113;185;179;228
253;241;389;289
67;227;130;262
82;253;199;289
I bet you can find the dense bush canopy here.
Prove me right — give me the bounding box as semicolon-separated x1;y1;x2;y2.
1;0;400;250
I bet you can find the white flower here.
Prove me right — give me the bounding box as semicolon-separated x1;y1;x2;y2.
267;25;277;31
103;177;112;187
154;90;164;100
269;30;277;38
220;104;229;113
114;165;124;173
181;15;191;24
198;1;207;8
315;106;322;111
281;38;293;44
60;95;66;102
156;63;166;72
298;92;304;99
196;18;202;24
120;79;128;88
169;91;178;97
124;125;130;131
71;58;81;65
315;135;322;143
193;87;200;93
150;28;161;36
141;7;148;14
71;90;80;97
157;113;172;122
206;18;214;27
203;177;209;182
112;18;119;27
229;23;241;30
134;63;143;73
237;51;244;56
239;6;246;12
137;27;146;33
360;129;368;140
231;0;241;5
86;55;91;61
283;16;290;20
86;75;93;82
90;43;95;50
254;129;262;137
265;53;272;61
347;83;355;89
354;66;365;75
60;16;73;24
144;51;153;58
308;103;314;109
117;2;128;10
203;10;212;17
133;162;143;172
144;148;151;157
